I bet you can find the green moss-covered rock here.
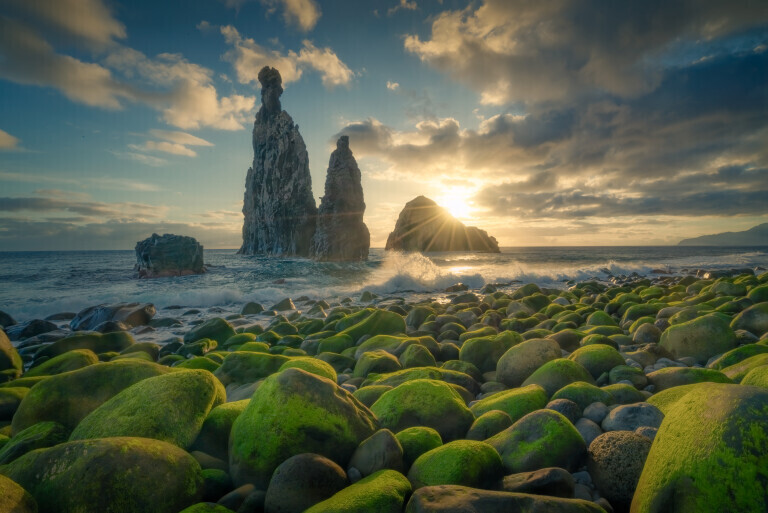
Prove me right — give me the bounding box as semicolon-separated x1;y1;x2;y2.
11;360;170;435
521;359;595;398
399;344;437;369
487;409;586;473
660;314;737;364
459;336;507;373
317;334;355;354
338;310;406;342
551;381;613;410
184;318;237;345
731;302;768;336
279;357;337;381
396;426;442;468
176;357;220;372
647;366;732;391
304;469;411;513
212;351;289;387
608;365;648;388
632;383;768;513
371;379;474;442
469;384;548;423
353;335;409;359
0;421;68;464
602;383;647;404
495;338;561;388
190;399;248;461
708;344;768;370
70;369;225;449
355;350;402;378
567;344;626;380
34;331;134;361
645;383;701;414
229;368;377;488
407;440;503;489
586;310;617;327
364;367;480;396
0;473;37;513
0;387;28;421
466;410;513;441
741;365;768;388
0;330;22;379
0;437;203;513
720;353;768;382
353;385;393;408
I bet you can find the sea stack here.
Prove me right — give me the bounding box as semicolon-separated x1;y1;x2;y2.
238;67;317;256
386;196;500;253
310;136;370;261
134;233;205;278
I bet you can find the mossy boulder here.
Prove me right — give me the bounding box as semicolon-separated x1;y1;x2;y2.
400;344;437;369
264;453;348;513
459;336;508;373
720;353;768;382
586;311;617;327
407;440;503;489
0;473;37;513
353;385;393;408
190;399;248;461
645;383;701;415
708;344;768;370
338;310;406;342
212;351;290;387
603;383;647;405
660;314;737;364
567;344;626;380
364;367;480;396
632;383;768;512
25;349;99;377
0;387;28;421
304;469;411;513
279;357;337;381
184;318;237;346
229;368;377;488
487;409;586;473
70;369;225;449
34;331;134;361
371;379;474;442
0;421;68;464
355;350;402;378
176;357;220;372
0;330;22;379
396;426;443;468
0;437;203;513
551;381;614;410
469;384;548;423
11;360;170;435
731;302;768;337
741;365;768;388
317;334;355;354
495;338;560;388
466;410;513;440
521;359;595;398
647;366;732;391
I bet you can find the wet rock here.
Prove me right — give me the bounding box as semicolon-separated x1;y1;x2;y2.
70;302;156;331
500;467;575;498
587;431;652;509
135;233;205;278
264;453;348;513
4;319;57;341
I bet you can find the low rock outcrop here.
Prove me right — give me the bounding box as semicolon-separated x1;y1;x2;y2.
239;66;317;256
135;233;205;278
386;196;500;253
311;136;370;261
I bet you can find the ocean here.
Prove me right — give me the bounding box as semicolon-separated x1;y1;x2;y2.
1;246;767;322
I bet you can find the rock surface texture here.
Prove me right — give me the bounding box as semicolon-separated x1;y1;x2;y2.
310;136;370;261
135;233;205;278
386;196;500;253
239;66;317;256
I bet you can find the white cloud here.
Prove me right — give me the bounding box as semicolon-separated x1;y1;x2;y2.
0;129;20;150
129;141;197;157
110;151;169;167
386;81;400;91
388;0;418;16
149;130;213;147
223;0;321;32
0;170;160;191
221;26;353;89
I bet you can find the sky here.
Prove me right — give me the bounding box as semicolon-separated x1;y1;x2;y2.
0;0;767;250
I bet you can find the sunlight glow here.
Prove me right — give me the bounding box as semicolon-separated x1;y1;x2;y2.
436;189;473;220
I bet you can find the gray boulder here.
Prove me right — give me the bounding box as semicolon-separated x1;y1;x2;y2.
135;233;205;278
70;303;156;331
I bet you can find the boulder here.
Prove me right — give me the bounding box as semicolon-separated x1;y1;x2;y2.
587;431;651;509
567;344;626;380
348;428;404;478
3;319;57;341
0;387;29;421
310;136;370;261
731;302;768;336
239;66;317;256
601;402;664;432
305;469;411;513
229;368;377;487
520;359;595;397
385;196;500;253
495;338;561;387
33;331;134;360
25;349;99;377
466;410;513;441
407;440;503;489
632;383;768;512
135;233;205;278
659;313;737;364
500;467;575;498
264;453;348;513
0;329;22;379
551;381;614;410
0;474;37;513
190;399;249;461
469;384;548;422
487;409;586;473
646;366;732;391
69;369;225;449
0;437;203;513
396;426;443;468
0;421;68;464
370;379;474;442
70;303;155;331
213;351;289;388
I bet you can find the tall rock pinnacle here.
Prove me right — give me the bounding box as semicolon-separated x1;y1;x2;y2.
238;66;317;256
311;136;370;261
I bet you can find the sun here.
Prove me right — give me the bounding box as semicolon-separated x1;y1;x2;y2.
436;189;473;220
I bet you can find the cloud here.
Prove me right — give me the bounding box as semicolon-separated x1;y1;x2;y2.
0;190;168;219
388;0;418;16
149;130;214;147
404;0;768;104
0;170;161;191
110;151;169;167
221;26;354;88
126;129;214;159
386;81;400;90
0;10;255;130
2;0;126;48
0;129;20;150
129;141;197;157
223;0;321;32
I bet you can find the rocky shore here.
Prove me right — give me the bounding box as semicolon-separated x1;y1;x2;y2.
1;270;768;513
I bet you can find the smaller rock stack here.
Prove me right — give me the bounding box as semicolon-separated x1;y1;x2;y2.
134;233;205;278
311;136;370;261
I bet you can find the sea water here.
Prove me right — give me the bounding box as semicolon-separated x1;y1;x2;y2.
0;246;766;321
